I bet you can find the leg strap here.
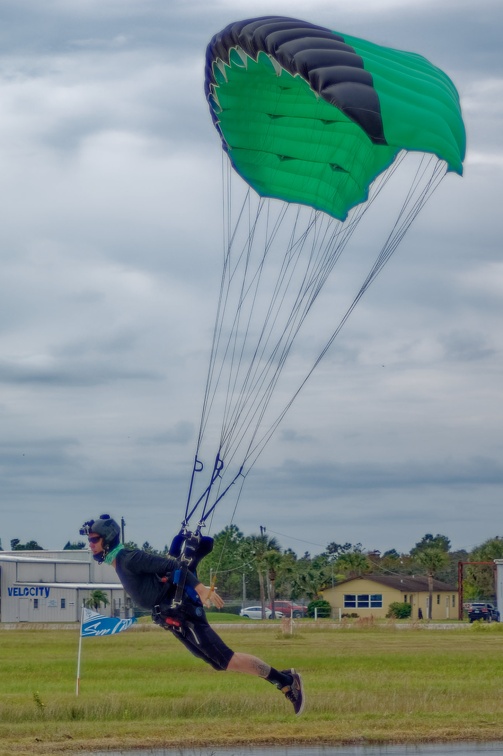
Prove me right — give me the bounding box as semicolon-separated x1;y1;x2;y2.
152;604;182;631
152;604;201;645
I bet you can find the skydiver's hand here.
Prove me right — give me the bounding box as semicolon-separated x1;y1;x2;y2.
196;583;225;609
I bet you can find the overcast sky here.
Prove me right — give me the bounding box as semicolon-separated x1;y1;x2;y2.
1;0;502;558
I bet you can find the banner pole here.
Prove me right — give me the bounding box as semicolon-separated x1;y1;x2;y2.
76;602;85;696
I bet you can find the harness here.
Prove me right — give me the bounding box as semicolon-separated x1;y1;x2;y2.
169;528;213;607
151;527;214;639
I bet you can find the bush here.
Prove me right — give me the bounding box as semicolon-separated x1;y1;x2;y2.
472;619;503;632
386;602;412;619
307;599;332;618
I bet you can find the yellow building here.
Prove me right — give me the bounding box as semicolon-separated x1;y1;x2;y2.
322;574;458;621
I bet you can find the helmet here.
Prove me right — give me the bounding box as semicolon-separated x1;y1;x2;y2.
80;514;121;561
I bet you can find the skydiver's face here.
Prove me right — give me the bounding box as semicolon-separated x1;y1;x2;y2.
88;532;104;557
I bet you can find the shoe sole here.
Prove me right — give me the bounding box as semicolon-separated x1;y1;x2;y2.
291;668;305;716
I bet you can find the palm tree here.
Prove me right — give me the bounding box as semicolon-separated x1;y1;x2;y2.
335;550;371;579
84;590;110;612
292;565;330;601
243;533;280;618
265;549;283;618
415;548;449;620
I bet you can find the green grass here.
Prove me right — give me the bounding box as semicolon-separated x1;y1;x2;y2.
1;621;503;755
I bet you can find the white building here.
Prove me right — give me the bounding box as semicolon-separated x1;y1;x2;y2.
0;550;129;623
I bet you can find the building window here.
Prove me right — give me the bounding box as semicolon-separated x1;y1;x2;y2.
452;594;456;607
437;594;440;605
34;599;39;609
61;598;66;609
344;593;382;609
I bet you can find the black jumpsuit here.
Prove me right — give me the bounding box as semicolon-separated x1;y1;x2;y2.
114;547;234;670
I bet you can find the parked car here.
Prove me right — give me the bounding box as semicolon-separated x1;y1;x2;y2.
239;606;283;620
468;603;500;622
267;601;308;618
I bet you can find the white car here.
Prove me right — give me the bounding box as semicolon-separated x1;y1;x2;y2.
239;606;283;619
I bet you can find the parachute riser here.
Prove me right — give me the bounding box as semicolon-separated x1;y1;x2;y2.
185;452;241;526
197;465;245;525
168;525;214;609
184;455;204;524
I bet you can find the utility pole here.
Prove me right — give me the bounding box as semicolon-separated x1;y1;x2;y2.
121;517;126;544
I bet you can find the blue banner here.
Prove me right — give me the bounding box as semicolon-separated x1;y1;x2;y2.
81;608;137;637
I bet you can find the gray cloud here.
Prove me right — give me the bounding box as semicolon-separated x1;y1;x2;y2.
0;0;502;554
139;421;195;446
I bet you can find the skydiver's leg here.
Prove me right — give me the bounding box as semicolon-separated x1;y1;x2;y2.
226;651;269;676
169;615;290;686
226;652;304;714
166;619;234;671
164;619;304;714
227;652;290;686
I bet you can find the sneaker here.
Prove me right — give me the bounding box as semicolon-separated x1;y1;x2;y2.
281;668;304;715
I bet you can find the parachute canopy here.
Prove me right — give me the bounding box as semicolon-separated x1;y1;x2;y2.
182;17;465;534
205;16;465;220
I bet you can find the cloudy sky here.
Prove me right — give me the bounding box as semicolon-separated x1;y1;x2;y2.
1;0;502;558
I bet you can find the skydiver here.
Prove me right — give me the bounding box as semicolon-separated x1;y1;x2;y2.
81;514;304;715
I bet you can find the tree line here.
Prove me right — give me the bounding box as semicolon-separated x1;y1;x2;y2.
6;528;502;604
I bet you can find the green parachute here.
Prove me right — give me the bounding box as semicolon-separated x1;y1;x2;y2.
205;16;465;220
180;17;465;533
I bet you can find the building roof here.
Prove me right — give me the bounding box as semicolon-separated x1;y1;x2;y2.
0;553;90;565
13;582;123;590
333;573;457;592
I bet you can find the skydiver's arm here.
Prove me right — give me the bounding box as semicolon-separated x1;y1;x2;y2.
122;549;200;589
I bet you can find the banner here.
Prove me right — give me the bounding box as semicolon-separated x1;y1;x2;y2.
81;607;137;637
76;607;137;695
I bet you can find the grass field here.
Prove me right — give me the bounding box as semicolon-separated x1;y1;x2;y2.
1;619;502;756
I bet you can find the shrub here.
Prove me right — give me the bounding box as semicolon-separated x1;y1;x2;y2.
472;619;503;632
386;602;412;619
307;599;332;618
